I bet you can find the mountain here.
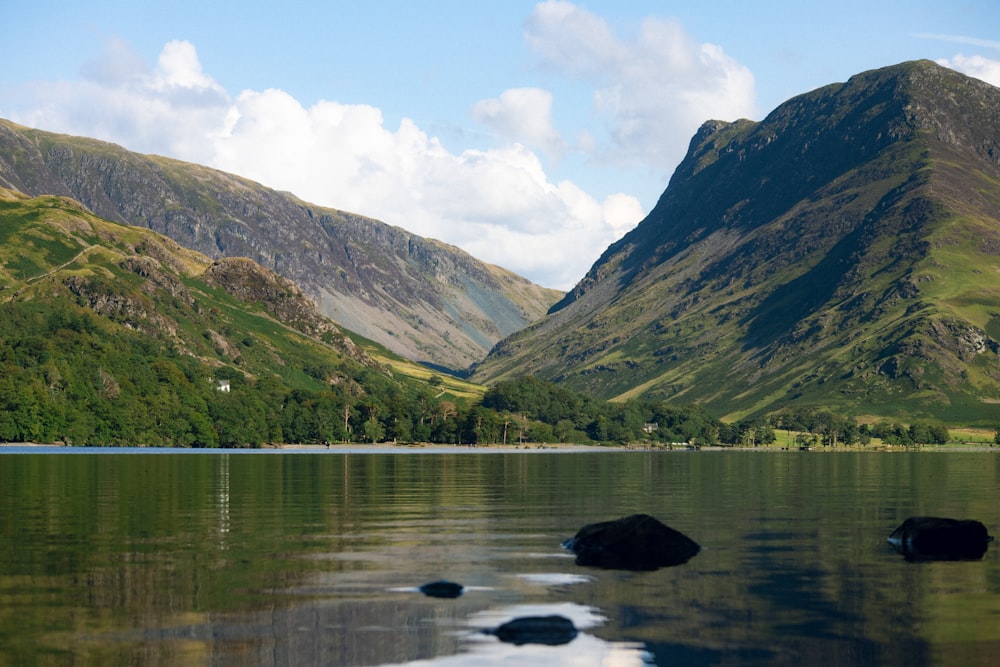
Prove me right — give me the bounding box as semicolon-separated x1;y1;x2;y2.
471;61;1000;424
0;120;562;371
0;186;484;445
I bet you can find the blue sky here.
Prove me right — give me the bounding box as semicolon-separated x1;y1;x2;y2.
2;1;999;289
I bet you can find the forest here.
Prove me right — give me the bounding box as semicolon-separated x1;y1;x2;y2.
0;299;951;448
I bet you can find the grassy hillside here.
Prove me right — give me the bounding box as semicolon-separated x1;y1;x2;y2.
471;61;1000;426
0;187;484;446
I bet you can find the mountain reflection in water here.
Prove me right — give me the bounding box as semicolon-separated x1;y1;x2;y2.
0;449;998;666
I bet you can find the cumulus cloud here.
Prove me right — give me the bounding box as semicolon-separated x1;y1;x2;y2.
936;54;1000;88
523;0;758;171
913;33;1000;88
6;2;761;291
13;39;230;165
470;87;565;157
210;89;640;288
7;37;640;290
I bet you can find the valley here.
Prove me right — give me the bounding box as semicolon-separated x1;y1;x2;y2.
3;60;1000;435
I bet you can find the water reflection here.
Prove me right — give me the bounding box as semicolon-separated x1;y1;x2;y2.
383;603;653;666
216;453;230;547
1;451;999;666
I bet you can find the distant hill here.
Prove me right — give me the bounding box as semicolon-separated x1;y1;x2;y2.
0;187;482;446
471;61;1000;425
0;121;562;371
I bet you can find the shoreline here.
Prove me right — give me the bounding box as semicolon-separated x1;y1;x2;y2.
0;441;618;454
0;442;996;453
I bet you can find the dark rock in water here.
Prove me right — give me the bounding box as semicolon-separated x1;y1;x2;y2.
888;516;993;561
418;580;464;598
489;615;578;646
563;513;700;570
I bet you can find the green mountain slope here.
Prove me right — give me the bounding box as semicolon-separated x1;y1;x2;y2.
0;187;483;446
471;61;1000;424
0;122;562;370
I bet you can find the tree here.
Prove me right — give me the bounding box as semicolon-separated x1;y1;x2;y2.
463;406;501;445
909;420;949;445
735;417;775;447
362;417;385;443
386;414;413;443
0;373;47;442
528;421;555;443
210;389;270;447
872;420;912;445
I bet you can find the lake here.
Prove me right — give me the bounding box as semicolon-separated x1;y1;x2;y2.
1;448;998;666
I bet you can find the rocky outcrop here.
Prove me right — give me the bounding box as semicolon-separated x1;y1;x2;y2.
418;580;464;599
888;516;993;561
563;513;701;570
63;273;177;337
199;257;378;368
202;258;336;338
487;615;578;646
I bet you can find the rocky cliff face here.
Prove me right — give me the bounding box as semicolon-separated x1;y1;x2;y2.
472;61;1000;423
0;124;562;370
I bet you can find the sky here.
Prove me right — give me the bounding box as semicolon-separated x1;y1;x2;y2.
2;2;999;289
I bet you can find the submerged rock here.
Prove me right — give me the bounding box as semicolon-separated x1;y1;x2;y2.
563;513;701;570
418;580;464;598
888;516;993;561
488;615;578;646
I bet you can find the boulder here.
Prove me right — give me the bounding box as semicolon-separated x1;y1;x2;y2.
489;615;578;646
563;513;700;570
888;516;993;561
418;580;464;598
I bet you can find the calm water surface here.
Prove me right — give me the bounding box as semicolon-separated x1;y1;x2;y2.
1;449;999;666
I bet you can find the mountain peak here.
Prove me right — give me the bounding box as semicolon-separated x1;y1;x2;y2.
474;61;1000;423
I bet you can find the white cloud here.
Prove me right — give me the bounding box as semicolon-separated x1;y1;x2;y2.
524;0;624;78
79;36;148;84
213;95;638;287
154;40;229;96
937;54;1000;88
470;87;564;157
7;2;761;291
603;193;646;237
8;37;640;290
214;85;633;289
524;0;758;171
13;39;230;165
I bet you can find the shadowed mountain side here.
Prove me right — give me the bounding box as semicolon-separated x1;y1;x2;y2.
0;121;562;370
471;61;1000;423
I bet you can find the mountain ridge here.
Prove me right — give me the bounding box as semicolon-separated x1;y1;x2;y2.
0;120;562;370
472;60;1000;424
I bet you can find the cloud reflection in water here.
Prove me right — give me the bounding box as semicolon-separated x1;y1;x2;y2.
378;602;654;667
